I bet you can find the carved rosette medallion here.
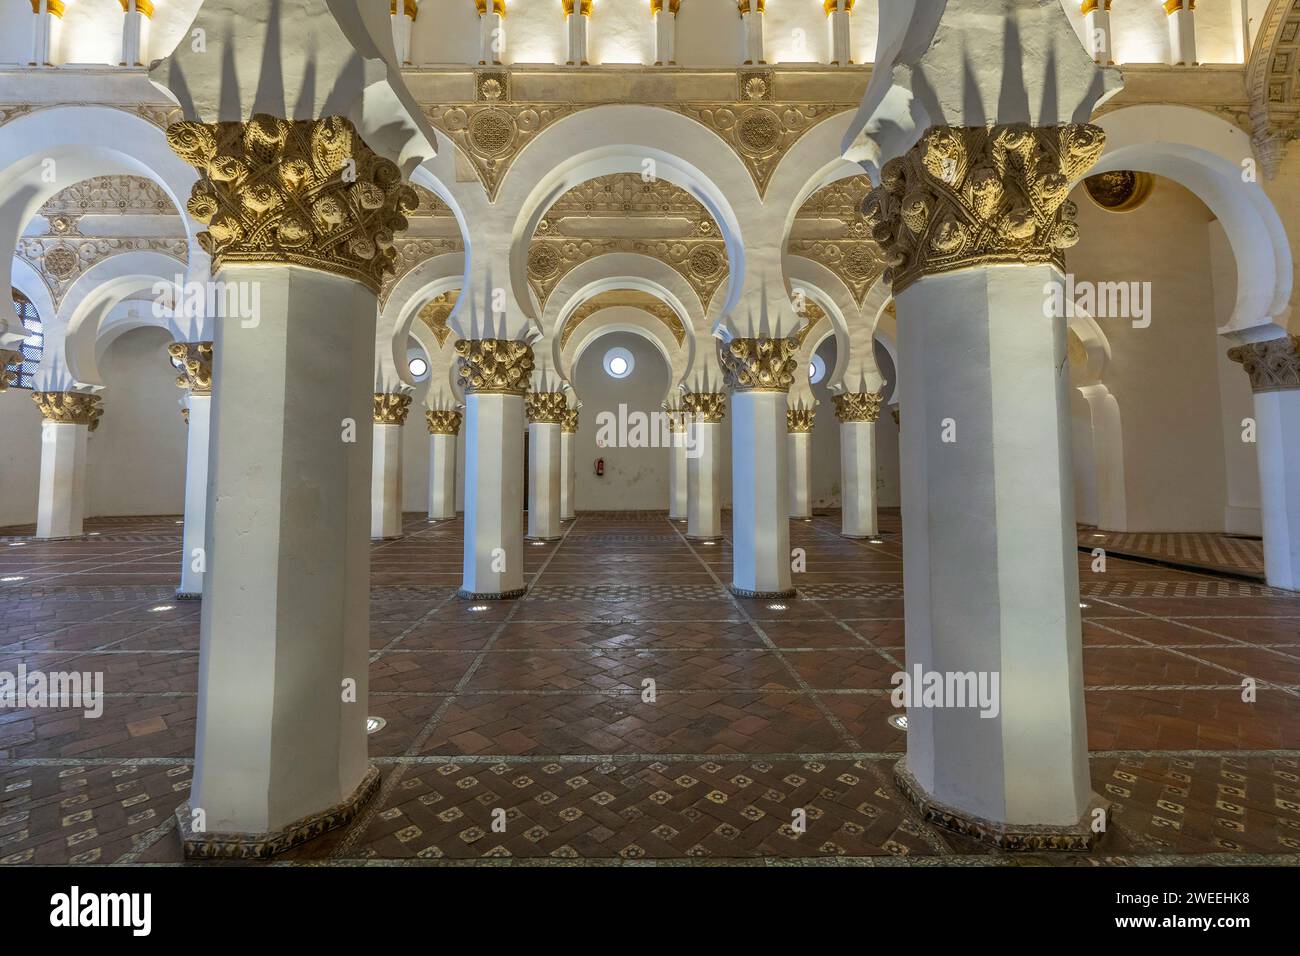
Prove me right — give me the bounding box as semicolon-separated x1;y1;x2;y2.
0;349;21;391
719;336;799;393
1227;335;1300;393
33;391;104;432
168;341;214;394
455;339;535;395
166;115;418;294
787;408;816;433
862;123;1106;295
426;409;463;435
373;393;413;425
562;409;580;434
682;391;727;423
525;391;569;425
834;391;883;423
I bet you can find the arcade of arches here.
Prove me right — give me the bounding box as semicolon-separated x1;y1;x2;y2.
1;0;1299;866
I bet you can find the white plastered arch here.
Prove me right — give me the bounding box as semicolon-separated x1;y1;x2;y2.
378;252;465;390
566;316;683;410
1089;104;1292;339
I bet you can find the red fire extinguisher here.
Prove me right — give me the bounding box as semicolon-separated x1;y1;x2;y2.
594;457;605;477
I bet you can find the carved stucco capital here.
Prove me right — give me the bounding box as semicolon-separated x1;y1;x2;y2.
719;336;799;393
525;391;569;424
455;339;535;396
833;391;883;423
1227;334;1300;393
682;391;727;423
374;393;413;425
862;123;1106;295
168;341;213;394
33;391;104;431
425;409;463;435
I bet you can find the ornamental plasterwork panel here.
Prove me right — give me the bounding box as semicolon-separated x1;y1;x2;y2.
559;289;687;350
419;68;854;201
788;175;887;304
14;236;188;309
408;184;455;218
545;173;706;218
0;103;182;131
417;291;459;349
38;175;177;217
1245;1;1300;176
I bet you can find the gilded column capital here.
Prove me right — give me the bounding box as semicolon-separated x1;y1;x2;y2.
374;393;413;425
787;408;815;433
1080;1;1112;14
651;0;681;14
562;408;580;433
719;336;799;393
455;339;535;395
737;0;765;13
562;0;593;15
1163;0;1192;14
119;0;154;16
834;391;883;423
526;391;568;424
682;391;727;423
33;391;103;431
476;0;507;15
390;0;418;17
165;114;418;295
664;406;687;432
862;123;1106;295
1227;335;1300;393
33;0;66;16
426;409;463;435
0;349;21;391
168;341;213;394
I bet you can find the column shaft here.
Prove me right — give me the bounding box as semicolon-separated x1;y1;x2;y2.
371;422;404;539
838;420;878;537
428;432;457;520
461;392;526;597
1254;389;1300;589
787;430;811;519
178;393;211;597
527;422;562;540
36;421;88;539
560;429;576;520
687;420;722;541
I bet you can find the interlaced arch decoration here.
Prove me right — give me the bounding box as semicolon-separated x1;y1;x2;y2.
8;289;43;390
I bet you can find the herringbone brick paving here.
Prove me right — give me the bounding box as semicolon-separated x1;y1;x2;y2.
1;511;1298;864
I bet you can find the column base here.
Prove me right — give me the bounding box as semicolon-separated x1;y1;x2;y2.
686;534;722;543
175;765;380;860
728;584;797;599
457;586;527;600
525;535;562;542
175;591;202;602
893;757;1106;852
370;535;403;542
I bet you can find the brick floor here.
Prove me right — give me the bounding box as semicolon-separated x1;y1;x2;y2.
1;510;1298;865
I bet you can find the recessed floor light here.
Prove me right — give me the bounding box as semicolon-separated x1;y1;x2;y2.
366;716;386;735
87;532;100;536
149;605;173;612
869;538;884;544
531;540;546;546
8;542;25;547
767;603;787;611
888;714;908;731
1092;533;1105;538
702;541;715;546
469;604;489;612
1;576;25;582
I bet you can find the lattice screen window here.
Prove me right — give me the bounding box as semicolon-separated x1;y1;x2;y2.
8;290;43;390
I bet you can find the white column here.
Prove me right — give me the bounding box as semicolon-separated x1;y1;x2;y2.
526;391;565;540
897;262;1091;829
478;0;505;64
426;410;461;521
371;393;409;541
1228;334;1300;590
653;0;678;65
787;411;813;520
178;393;210;597
668;409;688;520
564;0;590;66
561;408;578;520
192;263;376;843
839;419;878;538
684;393;724;541
740;0;765;65
33;392;97;539
1166;0;1197;65
169;341;213;599
458;339;531;598
390;0;416;66
31;0;63;67
119;0;152;66
730;387;792;596
1081;1;1113;65
827;0;852;66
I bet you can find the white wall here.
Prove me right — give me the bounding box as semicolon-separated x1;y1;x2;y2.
86;325;186;517
0;387;43;528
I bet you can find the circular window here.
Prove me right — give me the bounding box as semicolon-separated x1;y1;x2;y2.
809;353;826;385
408;357;429;378
603;346;634;380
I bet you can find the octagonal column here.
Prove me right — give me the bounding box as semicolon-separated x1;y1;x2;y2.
371;392;411;540
721;337;797;598
1228;335;1300;591
426;408;462;521
456;339;533;598
164;114;420;857
561;407;578;520
169;341;213;597
835;391;882;538
667;406;688;520
683;391;724;542
787;406;814;520
863;121;1109;846
32;391;101;539
526;391;566;541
